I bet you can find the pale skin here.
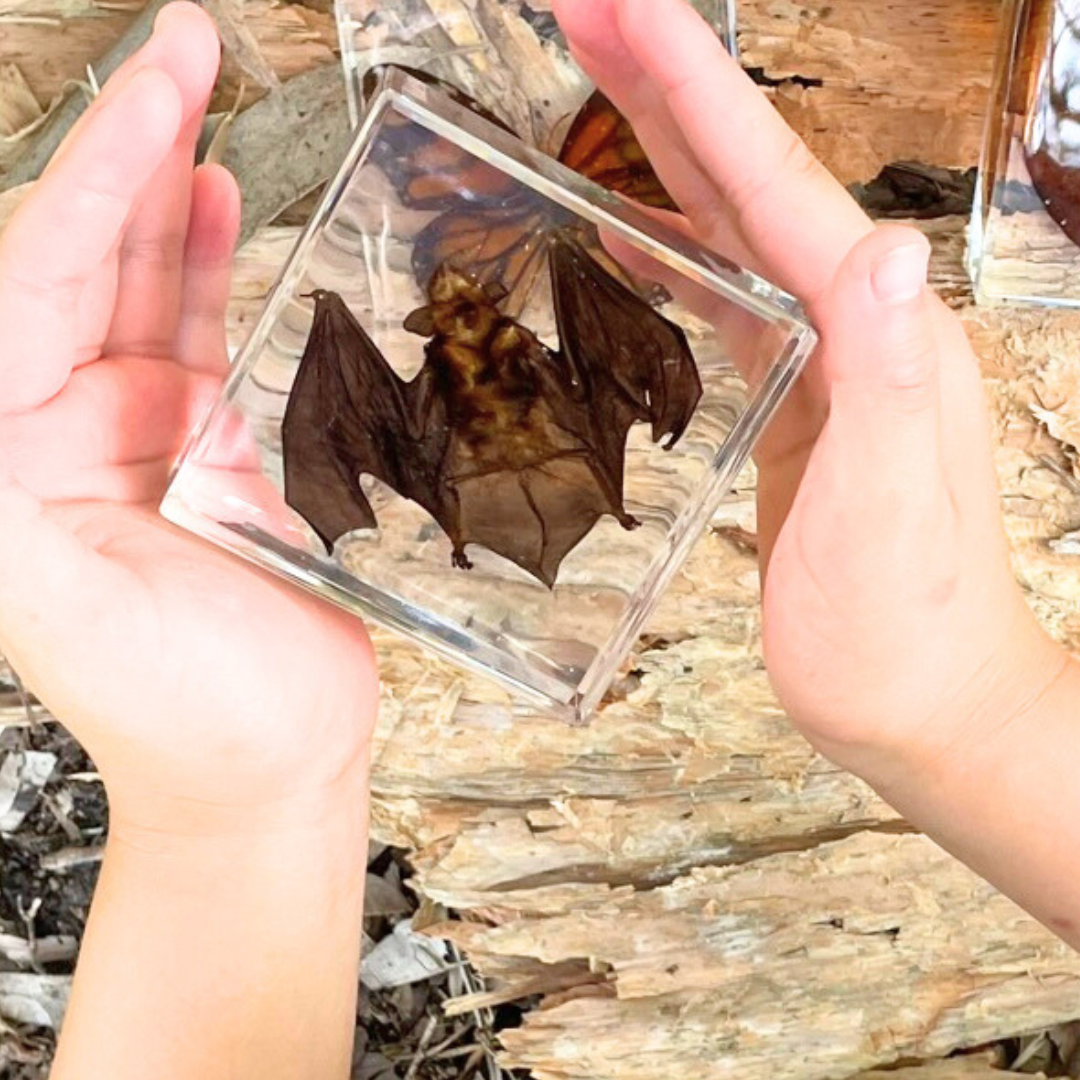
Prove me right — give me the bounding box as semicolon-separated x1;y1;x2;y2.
0;0;1075;1075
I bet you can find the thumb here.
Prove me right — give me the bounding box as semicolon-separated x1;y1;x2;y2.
817;224;940;477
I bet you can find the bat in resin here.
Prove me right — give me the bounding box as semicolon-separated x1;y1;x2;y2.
281;234;702;588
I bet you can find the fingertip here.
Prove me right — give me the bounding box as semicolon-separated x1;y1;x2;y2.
824;225;939;406
154;0;219;50
187;163;241;266
616;0;730;80
555;0;638;80
554;0;616;52
125;65;186;145
150;1;222;117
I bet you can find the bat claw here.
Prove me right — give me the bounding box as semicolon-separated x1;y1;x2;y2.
452;549;474;571
618;513;642;531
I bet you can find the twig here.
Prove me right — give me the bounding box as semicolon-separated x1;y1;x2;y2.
402;1014;439;1080
1;0;171;191
40;792;85;845
15;896;42;975
460;1046;487;1080
40;844;105;872
203;79;245;166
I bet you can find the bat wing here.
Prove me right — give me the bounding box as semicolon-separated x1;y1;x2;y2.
281;290;448;553
549;234;702;504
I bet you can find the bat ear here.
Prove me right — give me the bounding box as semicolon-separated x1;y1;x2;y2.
404;305;437;337
484;281;509;304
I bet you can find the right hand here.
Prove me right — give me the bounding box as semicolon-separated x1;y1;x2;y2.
555;0;1070;780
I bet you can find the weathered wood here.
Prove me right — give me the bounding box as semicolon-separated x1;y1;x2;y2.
427;833;1080;1080
739;0;1001;184
855;1061;1023;1080
206;192;1080;1076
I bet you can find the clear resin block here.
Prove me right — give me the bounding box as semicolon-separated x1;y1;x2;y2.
335;0;738;131
161;69;815;722
970;0;1080;306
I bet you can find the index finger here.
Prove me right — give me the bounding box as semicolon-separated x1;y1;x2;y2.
0;68;182;413
556;0;873;306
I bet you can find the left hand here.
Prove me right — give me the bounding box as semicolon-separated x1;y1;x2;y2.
0;2;378;833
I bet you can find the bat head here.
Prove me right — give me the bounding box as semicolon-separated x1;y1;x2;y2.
404;265;509;348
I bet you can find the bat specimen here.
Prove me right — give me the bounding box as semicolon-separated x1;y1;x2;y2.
281;234;702;587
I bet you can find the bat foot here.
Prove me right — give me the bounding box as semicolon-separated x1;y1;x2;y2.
452;548;474;571
618;513;642;531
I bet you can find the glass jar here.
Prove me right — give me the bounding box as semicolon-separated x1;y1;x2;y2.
970;0;1080;306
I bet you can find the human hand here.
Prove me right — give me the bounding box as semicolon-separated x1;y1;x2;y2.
0;2;377;833
554;0;1069;781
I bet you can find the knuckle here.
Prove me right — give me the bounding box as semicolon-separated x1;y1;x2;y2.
120;228;187;274
774;132;823;186
731;132;822;225
66;182;129;231
882;340;937;404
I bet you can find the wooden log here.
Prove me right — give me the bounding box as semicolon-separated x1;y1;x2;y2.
1;0;998;187
427;833;1080;1080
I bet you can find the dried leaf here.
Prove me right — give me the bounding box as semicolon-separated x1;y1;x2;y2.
0;751;56;832
202;0;279;90
364;873;412;918
355;1051;397;1080
360;919;450;991
203;81;245;167
0;973;70;1030
0;64;42;137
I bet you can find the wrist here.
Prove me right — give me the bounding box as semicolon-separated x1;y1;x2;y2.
105;743;371;847
848;616;1074;799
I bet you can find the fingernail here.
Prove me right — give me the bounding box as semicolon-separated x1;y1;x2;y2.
871;241;930;305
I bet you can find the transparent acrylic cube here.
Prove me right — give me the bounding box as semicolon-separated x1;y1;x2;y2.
334;0;738;132
969;0;1080;306
161;69;816;722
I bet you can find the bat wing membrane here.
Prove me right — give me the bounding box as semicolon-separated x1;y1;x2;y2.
282;291;448;552
550;235;702;501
